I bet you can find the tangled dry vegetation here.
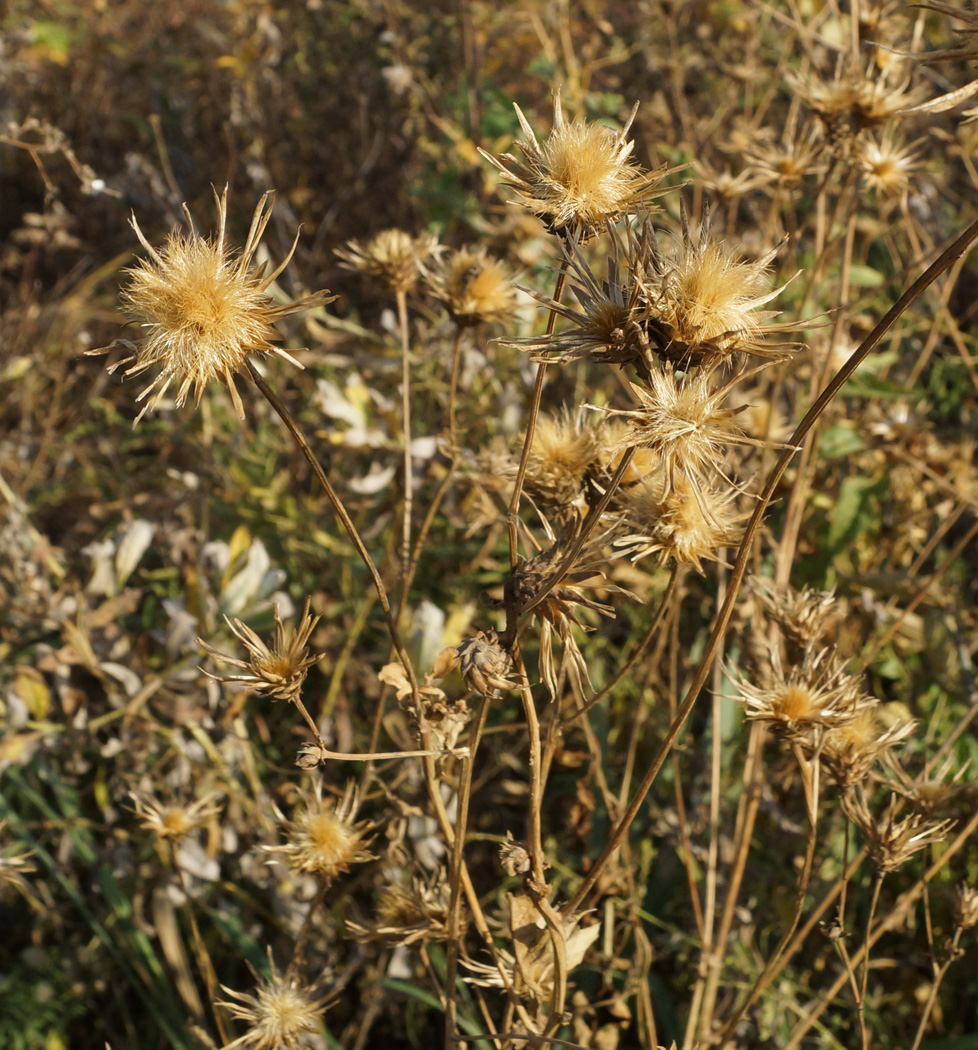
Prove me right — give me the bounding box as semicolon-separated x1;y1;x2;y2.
4;2;978;1049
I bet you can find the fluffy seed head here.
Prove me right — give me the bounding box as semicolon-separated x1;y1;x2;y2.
199;600;321;706
266;783;373;881
424;247;516;326
479;93;675;239
733;648;873;742
217;956;329;1050
101;187;332;423
129;790;222;845
336;228;438;294
525;410;598;508
821;708;915;789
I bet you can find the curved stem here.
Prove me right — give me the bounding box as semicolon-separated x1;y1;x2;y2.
246;361;418;698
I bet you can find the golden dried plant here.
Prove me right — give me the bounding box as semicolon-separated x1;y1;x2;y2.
93;187;333;422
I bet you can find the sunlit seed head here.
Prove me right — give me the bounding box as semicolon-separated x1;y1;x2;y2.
479;93;676;239
217;956;329;1050
129;790;222;845
98;188;332;424
424;247;517;326
336;228;438;295
858;131;920;197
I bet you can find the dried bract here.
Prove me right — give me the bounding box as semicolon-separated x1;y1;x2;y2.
843;791;953;875
456;630;516;695
954;883;978;931
95;187;332;423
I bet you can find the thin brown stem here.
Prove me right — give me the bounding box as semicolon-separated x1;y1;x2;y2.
561;212;978;920
246;361;419;699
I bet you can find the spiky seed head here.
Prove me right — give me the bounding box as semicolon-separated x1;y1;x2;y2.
858;131;920;197
755;582;839;654
96;187;333;424
350;873;453;946
478;93;675;239
648;210;797;363
217;955;329;1050
599;368;770;489
821;708;915;789
0;823;35;902
265;783;373;881
733;648;873;742
424;247;516;326
843;791;953;875
525;411;598;507
129;790;222;845
615;472;745;573
335;228;438;294
199;600;321;706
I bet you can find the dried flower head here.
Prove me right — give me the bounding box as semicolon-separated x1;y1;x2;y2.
733;648;872;742
954;883;978;930
265;782;373;881
479;92;675;239
858;131;921;198
747;121;821;189
486;528;628;696
885;752;971;816
499;832;533;877
790;59;924;144
335;228;438;295
614;472;745;573
456;630;516;695
507;226;654;369
821;707;915;789
95;187;333;423
754;581;839;654
843;791;953;875
217;954;329;1050
424;247;516;326
349;871;453;946
645;206;799;364
129;789;222;845
598;367;777;491
524;410;598;508
199;600;321;706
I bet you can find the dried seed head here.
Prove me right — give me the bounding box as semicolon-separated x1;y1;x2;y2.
647;207;798;364
843;791;953;875
95;187;332;423
614;473;745;574
747;122;821;188
335;228;438;294
858;131;921;197
790;60;924;145
479;93;675;239
265;783;373;881
733;648;872;742
456;630;516;695
129;790;222;845
424;247;516;326
885;752;971;816
350;872;453;946
821;707;915;789
199;600;321;706
217;954;329;1050
600;368;769;490
954;883;978;931
755;582;839;654
525;410;598;508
